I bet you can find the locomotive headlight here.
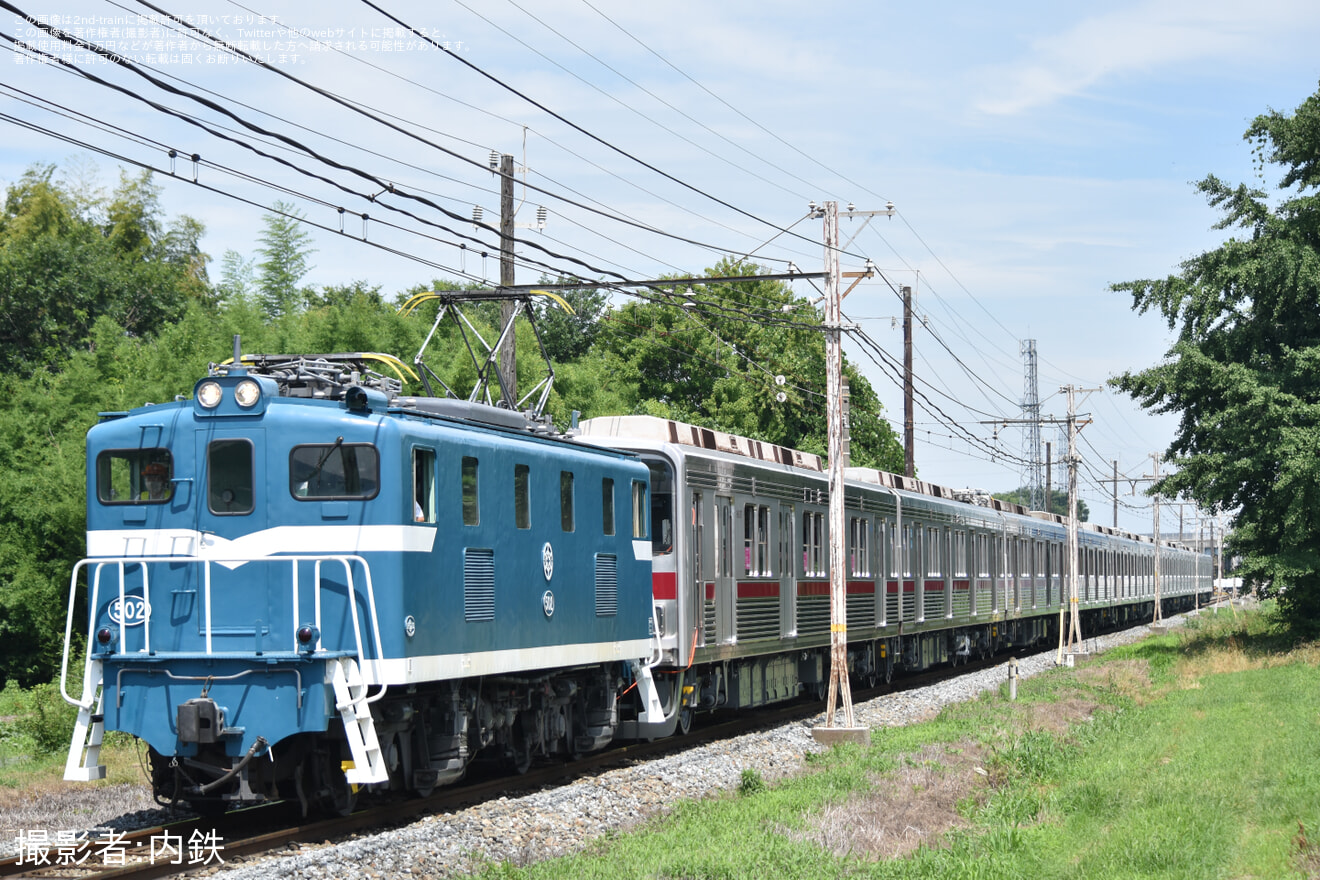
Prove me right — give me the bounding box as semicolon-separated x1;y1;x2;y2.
234;379;261;408
197;380;223;409
96;627;114;651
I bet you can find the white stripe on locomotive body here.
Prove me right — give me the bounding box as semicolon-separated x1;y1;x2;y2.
88;527;653;565
87;524;438;563
362;638;656;687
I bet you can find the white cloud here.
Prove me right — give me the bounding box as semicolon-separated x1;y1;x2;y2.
974;0;1320;116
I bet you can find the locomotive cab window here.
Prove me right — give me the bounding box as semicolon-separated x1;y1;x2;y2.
209;439;254;515
290;442;379;501
96;449;174;504
413;448;435;523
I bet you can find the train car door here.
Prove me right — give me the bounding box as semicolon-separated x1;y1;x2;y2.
715;495;734;643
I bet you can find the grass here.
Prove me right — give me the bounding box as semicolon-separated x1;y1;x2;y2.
4;603;1316;878
0;678;143;795
466;602;1320;879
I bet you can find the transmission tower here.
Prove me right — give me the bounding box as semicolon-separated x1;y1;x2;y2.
1020;340;1043;510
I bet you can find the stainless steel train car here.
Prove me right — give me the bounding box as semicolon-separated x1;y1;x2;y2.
578;415;1211;737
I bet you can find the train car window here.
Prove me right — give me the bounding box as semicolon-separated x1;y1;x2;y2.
290;443;379;501
646;461;672;553
757;506;770;576
744;505;770;576
690;491;704;576
602;478;615;536
632;480;647;540
462;457;480;526
926;528;942;577
96;449;174;504
744;505;755;574
515;464;531;530
413;448;435;523
560;471;575;532
902;525;914;578
954;530;968;578
849;517;870;577
209;439;254;515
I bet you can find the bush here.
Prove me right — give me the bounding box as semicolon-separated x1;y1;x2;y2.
11;681;78;755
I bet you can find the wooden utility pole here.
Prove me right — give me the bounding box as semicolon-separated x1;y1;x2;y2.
497;153;517;406
822;200;854;731
812;200;885;744
902;284;915;478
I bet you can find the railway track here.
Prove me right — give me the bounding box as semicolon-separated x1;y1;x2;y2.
0;637;1093;879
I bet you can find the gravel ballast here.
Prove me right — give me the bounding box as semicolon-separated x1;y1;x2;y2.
6;608;1220;876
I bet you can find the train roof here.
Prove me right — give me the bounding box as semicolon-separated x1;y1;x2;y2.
578;414;1195;553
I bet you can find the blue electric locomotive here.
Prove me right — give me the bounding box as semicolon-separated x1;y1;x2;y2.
61;353;661;814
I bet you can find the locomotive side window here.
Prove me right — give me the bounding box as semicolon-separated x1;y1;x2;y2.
96;449;173;504
209;439;254;515
413;448;435;523
290;443;379;501
602;478;615;536
462;457;479;526
631;480;647;540
560;471;575;532
515;464;531;529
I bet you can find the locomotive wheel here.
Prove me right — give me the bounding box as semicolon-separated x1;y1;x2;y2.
314;746;358;817
677;705;694;736
508;724;533;775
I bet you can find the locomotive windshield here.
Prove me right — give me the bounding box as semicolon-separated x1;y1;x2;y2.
95;449;173;504
290;442;380;500
646;459;674;555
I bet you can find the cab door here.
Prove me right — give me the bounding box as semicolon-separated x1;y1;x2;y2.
194;429;270;646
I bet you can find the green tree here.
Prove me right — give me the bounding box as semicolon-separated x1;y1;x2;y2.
256;200;315;318
1111;83;1320;629
533;282;607;362
592;258;905;471
996;486;1089;521
0;165;205;375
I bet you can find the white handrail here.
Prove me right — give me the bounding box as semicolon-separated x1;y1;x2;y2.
61;554;384;709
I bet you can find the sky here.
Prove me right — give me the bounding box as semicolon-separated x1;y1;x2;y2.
4;0;1320;538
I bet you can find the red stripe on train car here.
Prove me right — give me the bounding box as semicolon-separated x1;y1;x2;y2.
652;571;677;600
737;581;780;598
847;581;875;595
706;582;715;600
798;581;829;597
953;580;971;591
